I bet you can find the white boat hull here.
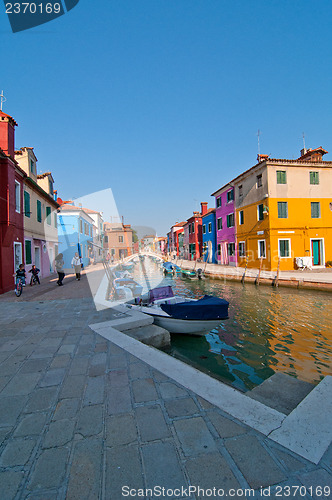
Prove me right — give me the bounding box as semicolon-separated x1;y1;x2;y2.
152;315;222;335
127;305;222;335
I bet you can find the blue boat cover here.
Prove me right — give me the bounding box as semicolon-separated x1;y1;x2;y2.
163;262;181;271
160;295;229;320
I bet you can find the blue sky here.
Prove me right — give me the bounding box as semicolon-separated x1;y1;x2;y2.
1;0;332;235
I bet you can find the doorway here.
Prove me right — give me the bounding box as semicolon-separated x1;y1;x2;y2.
311;239;324;266
35;246;41;270
14;242;22;273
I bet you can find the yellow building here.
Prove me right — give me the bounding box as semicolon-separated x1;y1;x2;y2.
15;147;59;277
233;147;332;271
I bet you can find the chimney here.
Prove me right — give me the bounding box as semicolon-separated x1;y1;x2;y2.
257;154;269;163
200;202;208;216
0;111;17;158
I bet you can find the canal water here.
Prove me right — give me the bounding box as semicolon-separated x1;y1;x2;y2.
129;258;332;392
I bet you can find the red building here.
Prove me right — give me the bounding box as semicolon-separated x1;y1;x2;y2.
185;202;208;260
0;111;25;294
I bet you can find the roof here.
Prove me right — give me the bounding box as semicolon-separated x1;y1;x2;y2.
202;208;216;218
211;148;332;194
297;147;328;161
37;172;52;179
0;110;18;127
172;221;186;228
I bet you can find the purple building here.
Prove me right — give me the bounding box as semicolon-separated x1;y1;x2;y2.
211;183;236;266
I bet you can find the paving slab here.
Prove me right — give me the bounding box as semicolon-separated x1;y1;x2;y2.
269;376;332;464
247;372;315;415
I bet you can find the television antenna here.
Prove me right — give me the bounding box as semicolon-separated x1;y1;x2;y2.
0;91;6;111
257;129;261;156
302;132;306;150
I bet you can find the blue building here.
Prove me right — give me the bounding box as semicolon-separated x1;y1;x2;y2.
57;205;95;269
202;208;217;263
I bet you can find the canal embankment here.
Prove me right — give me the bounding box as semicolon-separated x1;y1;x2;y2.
178;258;332;292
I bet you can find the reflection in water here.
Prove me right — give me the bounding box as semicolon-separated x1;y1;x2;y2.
130;258;332;391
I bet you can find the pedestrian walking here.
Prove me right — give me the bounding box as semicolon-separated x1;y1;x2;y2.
71;252;82;281
55;253;65;286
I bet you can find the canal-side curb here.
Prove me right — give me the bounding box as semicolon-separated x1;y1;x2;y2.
179;261;332;292
88;321;332;465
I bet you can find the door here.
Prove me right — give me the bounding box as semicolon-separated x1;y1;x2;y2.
35;246;41;270
49;248;53;272
14;242;22;272
311;239;322;266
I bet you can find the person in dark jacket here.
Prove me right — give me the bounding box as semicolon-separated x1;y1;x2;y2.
55;253;65;286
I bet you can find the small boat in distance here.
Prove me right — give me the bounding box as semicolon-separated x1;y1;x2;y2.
126;286;229;336
163;262;181;275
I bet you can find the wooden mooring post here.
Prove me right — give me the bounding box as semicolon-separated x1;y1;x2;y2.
241;255;249;284
255;257;263;285
274;258;281;287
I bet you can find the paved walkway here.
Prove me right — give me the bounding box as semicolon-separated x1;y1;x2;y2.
0;267;331;499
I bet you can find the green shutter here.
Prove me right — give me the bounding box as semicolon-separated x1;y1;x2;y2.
25;240;32;264
311;202;320;218
277;171;287;184
54;213;58;228
277;202;288;218
24;191;30;218
46;207;51;225
37;200;42;222
258;204;264;220
310;172;319;185
279;240;289;257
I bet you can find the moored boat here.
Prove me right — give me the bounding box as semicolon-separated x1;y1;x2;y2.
126;286;229;335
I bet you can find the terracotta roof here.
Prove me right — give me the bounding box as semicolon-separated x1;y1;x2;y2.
297;147;328;161
202;208;215;217
172;221;186;228
37;172;52;179
0;110;18;126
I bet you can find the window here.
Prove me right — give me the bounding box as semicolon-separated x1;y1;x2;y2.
208;222;212;233
24;191;30;218
37;200;42;222
15;181;20;213
46;207;51;225
104;235;108;243
257;203;264;221
49;179;53;195
227;213;235;228
228;243;235;256
277;171;287;184
119;236;124;243
277;202;288;219
216;197;221;208
256;174;262;188
279;239;291;258
217;244;221;257
30;160;35;175
80;220;83;233
310;172;319;185
84;223;89;235
191;222;194;233
238;241;246;257
239;210;244;225
258;240;266;258
25;240;32;265
202;224;206;235
188;224;191;234
217;217;222;230
54;213;58;228
238;185;243;197
311;202;320;218
227;189;234;203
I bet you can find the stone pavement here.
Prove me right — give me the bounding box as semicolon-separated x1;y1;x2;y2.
0;269;331;499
